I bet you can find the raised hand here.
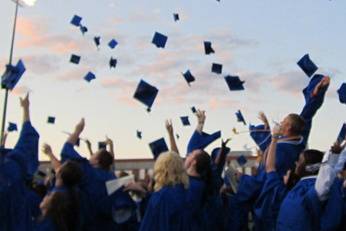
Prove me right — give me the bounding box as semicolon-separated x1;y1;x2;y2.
312;76;330;97
20;93;30;109
196;109;206;125
75;118;85;134
330;141;346;154
42;143;53;156
165;119;173;135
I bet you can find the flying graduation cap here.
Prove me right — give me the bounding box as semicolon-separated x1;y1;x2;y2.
108;39;118;49
70;15;82;27
235;110;246;125
180;116;190;126
1;59;26;90
337;83;346;104
133;79;158;112
337;123;346;143
191;106;197;113
47;116;55;124
84;72;96;82
149;138;169;160
182;70;195;86
297;54;318;77
109;57;117;69
152;32;168;48
211;63;222;74
204;41;215;55
136;130;142;139
224;75;245;91
7;122;17;132
94;36;101;49
173;13;179;22
70;54;81;64
79;25;88;35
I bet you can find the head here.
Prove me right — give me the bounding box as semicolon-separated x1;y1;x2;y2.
153;151;189;191
294;149;324;178
280;114;305;136
40;190;80;231
56;161;82;188
89;149;114;171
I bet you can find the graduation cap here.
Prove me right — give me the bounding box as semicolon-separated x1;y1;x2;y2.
79;25;88;35
1;59;26;90
133;79;159;112
173;13;179;21
84;72;96;82
337;123;346;143
211;63;222;74
187;130;221;153
109;57;117;69
182;70;195;86
70;15;82;27
337;83;346;104
149;138;169;160
191;106;197;113
136;130;142;139
70;54;81;64
297;54;318;77
94;36;101;48
7;122;17;132
98;142;107;150
180;116;190;126
47;116;55;124
224;75;245;91
235;110;246;125
152;32;168;48
108;39;118;49
204;41;215;55
236;155;247;166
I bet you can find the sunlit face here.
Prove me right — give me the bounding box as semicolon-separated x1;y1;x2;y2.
184;150;200;170
280;116;292;136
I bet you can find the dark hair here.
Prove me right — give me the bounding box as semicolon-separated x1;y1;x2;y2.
296;149;324;178
59;161;82;188
97;150;114;171
44;189;80;231
194;151;213;204
287;114;305;135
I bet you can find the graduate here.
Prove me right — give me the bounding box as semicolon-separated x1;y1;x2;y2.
34;160;83;231
229;75;330;230
59;119;136;231
139;151;189;231
276;141;346;231
0;94;40;231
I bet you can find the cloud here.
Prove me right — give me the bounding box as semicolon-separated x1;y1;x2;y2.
55;67;90;81
12;85;31;96
269;71;309;96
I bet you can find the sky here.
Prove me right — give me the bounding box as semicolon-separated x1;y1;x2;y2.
0;0;345;160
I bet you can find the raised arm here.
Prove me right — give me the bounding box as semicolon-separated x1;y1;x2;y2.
85;139;94;156
315;141;346;201
195;109;206;134
42;143;61;171
258;111;270;130
214;139;230;174
61;119;85;161
105;136;115;158
265;124;281;173
165;120;179;154
67;118;85;145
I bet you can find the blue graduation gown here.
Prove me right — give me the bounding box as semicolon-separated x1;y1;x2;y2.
61;143;119;230
277;177;322;231
34;218;57;231
254;171;288;231
320;178;346;231
186;176;206;231
139;184;188;231
0;122;39;231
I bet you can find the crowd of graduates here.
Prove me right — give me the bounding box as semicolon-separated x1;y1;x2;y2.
1;74;346;231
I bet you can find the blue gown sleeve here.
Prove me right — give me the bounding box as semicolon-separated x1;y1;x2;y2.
303;188;323;231
60;142;83;162
300;74;327;144
7;121;40;179
254;172;288;229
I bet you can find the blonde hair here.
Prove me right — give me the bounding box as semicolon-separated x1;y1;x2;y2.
153;151;189;191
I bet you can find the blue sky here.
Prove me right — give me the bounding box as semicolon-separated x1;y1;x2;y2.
0;0;345;159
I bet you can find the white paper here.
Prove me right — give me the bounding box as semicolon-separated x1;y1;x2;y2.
106;175;134;195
